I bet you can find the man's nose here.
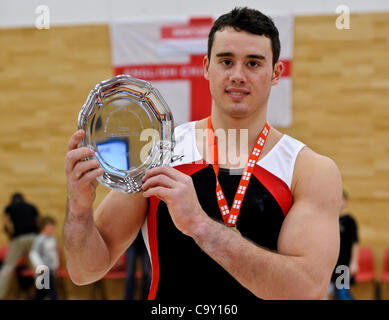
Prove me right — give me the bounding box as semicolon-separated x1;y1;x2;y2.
229;64;247;84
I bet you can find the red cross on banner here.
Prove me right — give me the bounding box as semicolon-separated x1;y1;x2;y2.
115;54;212;121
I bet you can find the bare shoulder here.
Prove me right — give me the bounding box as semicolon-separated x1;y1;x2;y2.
292;146;342;210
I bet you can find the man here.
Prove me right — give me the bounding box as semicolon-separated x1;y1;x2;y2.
29;216;59;300
0;193;39;299
329;190;359;300
123;232;151;300
64;7;342;300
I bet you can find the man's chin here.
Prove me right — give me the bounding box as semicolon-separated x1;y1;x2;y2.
226;105;255;119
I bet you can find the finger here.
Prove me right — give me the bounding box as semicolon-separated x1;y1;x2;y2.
67;129;85;151
72;159;101;181
141;173;175;191
142;186;169;200
142;166;182;183
65;147;95;175
78;167;104;186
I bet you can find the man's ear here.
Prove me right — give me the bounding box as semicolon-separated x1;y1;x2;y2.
271;61;284;86
203;55;210;80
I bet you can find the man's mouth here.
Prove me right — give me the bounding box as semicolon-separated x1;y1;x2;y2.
225;88;249;98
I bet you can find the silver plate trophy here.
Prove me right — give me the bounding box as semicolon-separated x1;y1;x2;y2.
78;74;175;193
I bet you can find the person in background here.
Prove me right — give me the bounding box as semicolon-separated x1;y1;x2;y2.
124;232;151;300
329;190;359;300
29;216;59;300
0;192;39;299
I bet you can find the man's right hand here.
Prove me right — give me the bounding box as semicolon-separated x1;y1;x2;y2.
65;129;104;219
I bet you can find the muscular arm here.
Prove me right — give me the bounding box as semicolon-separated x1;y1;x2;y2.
190;148;342;299
63;191;148;285
63;130;148;285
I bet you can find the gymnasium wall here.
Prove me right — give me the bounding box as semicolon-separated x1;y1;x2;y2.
283;12;389;279
2;0;389;28
0;11;388;291
0;25;113;247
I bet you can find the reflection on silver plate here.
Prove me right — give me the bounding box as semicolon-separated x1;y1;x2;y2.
78;74;175;193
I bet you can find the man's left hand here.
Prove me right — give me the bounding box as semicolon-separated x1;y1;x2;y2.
141;166;207;236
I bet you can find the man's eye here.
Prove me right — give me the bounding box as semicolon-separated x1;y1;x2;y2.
248;61;259;67
221;60;232;66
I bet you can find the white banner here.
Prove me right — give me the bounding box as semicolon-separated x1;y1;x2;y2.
109;14;294;127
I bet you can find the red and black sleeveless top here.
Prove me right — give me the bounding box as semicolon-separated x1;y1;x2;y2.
141;121;305;301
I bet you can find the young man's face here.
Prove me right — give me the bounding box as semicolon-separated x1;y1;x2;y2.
204;27;283;119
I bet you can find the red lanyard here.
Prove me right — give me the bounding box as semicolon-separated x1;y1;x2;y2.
207;117;270;232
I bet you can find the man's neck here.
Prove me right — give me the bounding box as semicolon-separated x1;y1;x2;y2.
195;106;278;169
210;106;268;152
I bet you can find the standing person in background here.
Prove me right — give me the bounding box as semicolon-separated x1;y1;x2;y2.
124;232;151;300
0;192;39;299
29;216;59;300
329;190;359;300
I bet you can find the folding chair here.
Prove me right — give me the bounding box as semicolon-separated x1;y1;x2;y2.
379;248;389;299
355;247;380;299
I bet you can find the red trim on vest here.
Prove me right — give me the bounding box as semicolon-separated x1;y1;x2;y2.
252;165;293;216
147;196;161;300
173;162;209;176
146;162;207;300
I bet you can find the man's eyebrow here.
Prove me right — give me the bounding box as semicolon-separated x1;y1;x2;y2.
215;52;266;60
215;52;234;57
247;54;266;60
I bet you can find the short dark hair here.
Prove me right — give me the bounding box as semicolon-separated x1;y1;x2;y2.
39;216;56;230
208;7;281;66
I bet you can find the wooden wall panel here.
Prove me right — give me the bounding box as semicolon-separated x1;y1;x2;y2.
0;12;388;297
0;25;112;248
282;12;389;281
